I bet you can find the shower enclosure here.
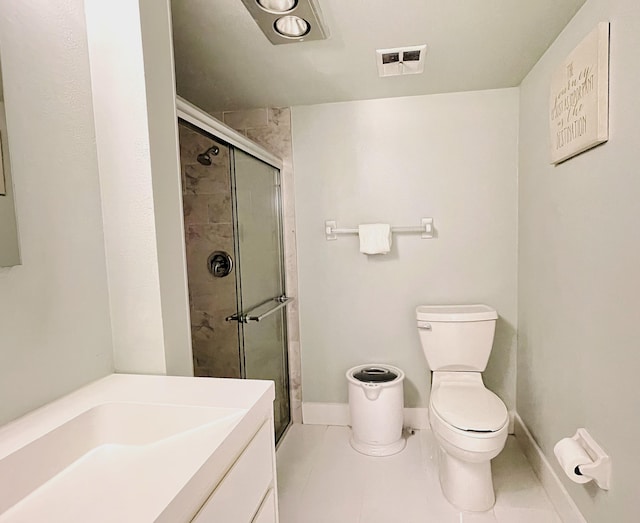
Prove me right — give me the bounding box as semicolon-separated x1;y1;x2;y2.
178;119;291;441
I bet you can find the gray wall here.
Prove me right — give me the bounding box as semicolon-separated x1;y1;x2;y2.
292;89;519;409
0;0;114;425
518;0;640;520
85;0;193;377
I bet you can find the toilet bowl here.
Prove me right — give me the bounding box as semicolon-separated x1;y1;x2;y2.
429;372;508;511
416;304;508;512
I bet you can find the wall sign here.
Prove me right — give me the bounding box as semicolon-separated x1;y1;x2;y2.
0;130;5;195
549;22;610;165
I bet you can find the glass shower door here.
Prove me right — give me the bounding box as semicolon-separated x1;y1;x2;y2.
232;149;291;441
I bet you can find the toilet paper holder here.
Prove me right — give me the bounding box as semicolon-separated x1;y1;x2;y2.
565;428;611;490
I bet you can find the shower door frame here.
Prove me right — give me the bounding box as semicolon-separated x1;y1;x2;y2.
230;149;288;379
177;97;283;171
176;97;292;438
230;148;291;441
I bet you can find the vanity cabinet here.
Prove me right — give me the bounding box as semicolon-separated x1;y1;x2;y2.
191;420;278;523
251;489;276;523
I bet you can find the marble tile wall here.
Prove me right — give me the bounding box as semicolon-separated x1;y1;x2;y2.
219;107;302;424
179;123;241;379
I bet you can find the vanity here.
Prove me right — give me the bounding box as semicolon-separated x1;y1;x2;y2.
0;374;278;522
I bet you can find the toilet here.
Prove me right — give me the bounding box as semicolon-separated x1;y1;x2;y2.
416;304;508;512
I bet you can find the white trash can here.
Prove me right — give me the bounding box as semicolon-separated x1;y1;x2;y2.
346;364;406;457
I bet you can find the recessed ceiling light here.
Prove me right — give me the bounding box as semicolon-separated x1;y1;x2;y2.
257;0;297;13
240;0;328;45
274;15;310;38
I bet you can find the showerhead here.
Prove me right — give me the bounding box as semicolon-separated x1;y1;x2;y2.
197;146;220;166
196;153;212;166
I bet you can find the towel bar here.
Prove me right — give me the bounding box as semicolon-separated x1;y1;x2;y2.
325;218;434;241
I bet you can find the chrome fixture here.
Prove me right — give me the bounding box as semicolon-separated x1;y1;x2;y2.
207;251;234;278
257;0;297;12
196;145;219;166
274;15;310;38
226;295;293;323
240;0;328;45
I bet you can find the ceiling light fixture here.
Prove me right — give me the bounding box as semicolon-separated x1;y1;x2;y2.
257;0;297;13
241;0;328;45
274;15;310;38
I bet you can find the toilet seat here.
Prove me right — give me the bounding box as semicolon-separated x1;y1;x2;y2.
431;383;508;433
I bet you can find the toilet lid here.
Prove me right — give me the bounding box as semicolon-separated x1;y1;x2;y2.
431;384;508;432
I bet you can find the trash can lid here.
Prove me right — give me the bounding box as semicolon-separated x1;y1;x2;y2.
352;366;399;383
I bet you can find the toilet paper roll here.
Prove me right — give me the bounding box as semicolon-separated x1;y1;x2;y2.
553;438;592;484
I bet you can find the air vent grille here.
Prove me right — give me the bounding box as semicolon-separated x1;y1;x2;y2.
376;45;427;77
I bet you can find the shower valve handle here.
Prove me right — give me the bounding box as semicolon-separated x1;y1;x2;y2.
207;251;234;278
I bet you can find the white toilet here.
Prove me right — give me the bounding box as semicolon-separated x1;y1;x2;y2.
416;304;508;512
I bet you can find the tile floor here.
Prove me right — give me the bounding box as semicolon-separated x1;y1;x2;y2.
276;424;561;523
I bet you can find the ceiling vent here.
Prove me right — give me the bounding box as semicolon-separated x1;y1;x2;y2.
376;45;427;77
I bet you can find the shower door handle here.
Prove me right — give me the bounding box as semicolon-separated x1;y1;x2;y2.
225;295;292;323
245;296;292;322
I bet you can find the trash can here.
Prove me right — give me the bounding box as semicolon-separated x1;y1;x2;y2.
346;364;406;456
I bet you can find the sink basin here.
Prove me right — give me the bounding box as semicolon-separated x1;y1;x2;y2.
0;403;245;518
0;374;275;522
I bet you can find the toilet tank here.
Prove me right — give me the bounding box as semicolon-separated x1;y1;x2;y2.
416;304;498;371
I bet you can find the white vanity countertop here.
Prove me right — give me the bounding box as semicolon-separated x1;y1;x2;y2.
0;373;275;522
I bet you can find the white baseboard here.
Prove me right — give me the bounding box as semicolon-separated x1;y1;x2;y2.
514;413;587;523
301;402;430;430
403;407;429;430
301;403;515;433
302;402;350;426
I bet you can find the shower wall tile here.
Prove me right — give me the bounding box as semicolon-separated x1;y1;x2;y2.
182;194;209;225
288;340;303;423
190;310;215;343
190;281;237;315
192;344;240;377
191;315;241;378
223;108;269;133
285;298;300;349
185;223;234;284
179;124;209;155
247;128;290;161
184;193;233;226
206;193;233;224
268;107;288;127
183;161;230;195
180;123;240;380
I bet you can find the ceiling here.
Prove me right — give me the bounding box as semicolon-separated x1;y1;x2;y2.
171;0;585;114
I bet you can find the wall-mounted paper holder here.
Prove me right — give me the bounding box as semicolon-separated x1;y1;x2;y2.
555;428;611;490
573;428;611;490
325;218;434;241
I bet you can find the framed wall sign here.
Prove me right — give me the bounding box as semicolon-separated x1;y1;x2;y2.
549;22;610;165
0;130;5;195
0;57;21;266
